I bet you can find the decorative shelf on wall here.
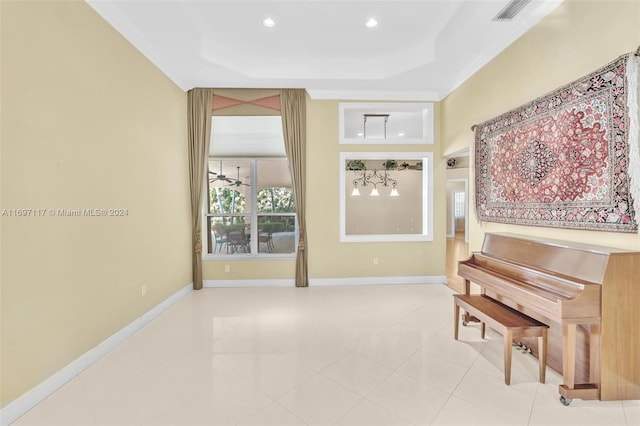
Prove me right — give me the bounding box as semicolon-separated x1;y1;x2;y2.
338;102;434;145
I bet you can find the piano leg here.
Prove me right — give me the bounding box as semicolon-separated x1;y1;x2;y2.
562;324;577;390
589;323;601;388
559;323;600;405
558;324;577;406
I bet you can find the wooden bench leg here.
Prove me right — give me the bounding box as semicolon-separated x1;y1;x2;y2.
454;302;460;340
481;322;486;339
504;330;513;385
538;328;547;384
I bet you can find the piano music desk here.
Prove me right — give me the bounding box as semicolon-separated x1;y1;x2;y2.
454;294;549;385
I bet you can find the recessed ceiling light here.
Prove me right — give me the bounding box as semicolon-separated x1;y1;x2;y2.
262;17;276;28
398;132;405;137
365;18;378;29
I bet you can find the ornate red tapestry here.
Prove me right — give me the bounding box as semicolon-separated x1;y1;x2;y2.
475;52;639;233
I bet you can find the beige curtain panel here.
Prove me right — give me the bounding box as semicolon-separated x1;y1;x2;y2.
188;87;306;288
280;89;308;288
187;88;215;290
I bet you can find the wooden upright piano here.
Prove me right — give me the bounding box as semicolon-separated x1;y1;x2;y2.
458;233;640;404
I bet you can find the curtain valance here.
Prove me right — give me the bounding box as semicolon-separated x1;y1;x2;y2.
212;88;280;115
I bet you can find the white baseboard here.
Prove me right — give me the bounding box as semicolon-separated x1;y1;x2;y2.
0;283;193;426
204;279;296;287
310;275;447;286
204;276;446;288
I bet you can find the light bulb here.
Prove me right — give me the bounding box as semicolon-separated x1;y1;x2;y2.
365;18;378;28
351;186;361;196
390;186;399;197
370;186;380;196
262;17;276;28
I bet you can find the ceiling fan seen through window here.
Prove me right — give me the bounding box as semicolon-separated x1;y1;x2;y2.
208;162;249;187
229;166;250;187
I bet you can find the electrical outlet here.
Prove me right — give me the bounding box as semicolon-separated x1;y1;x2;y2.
224;264;230;272
141;285;147;296
373;257;379;265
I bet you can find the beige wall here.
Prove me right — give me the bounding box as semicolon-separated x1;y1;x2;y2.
203;98;448;280
0;0;190;407
442;0;640;252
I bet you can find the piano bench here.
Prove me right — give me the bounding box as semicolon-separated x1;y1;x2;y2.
453;294;548;385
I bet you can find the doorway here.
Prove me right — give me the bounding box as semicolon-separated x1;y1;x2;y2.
446;231;469;293
445;178;469;293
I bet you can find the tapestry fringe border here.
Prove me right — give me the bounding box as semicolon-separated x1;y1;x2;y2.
626;51;640;232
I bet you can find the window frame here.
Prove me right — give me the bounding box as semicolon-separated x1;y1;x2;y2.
339;151;433;242
202;157;298;260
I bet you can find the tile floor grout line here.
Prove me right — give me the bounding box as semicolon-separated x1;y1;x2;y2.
11;285;637;426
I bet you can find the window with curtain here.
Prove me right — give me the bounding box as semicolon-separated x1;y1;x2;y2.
204;116;297;258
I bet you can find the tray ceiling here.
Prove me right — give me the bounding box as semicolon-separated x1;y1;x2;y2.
86;0;563;100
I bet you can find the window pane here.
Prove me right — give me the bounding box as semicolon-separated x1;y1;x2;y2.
257;187;295;213
208;159;251;214
454;192;465;218
205;158;297;257
256;159;293;213
257;215;296;254
208;216;250;255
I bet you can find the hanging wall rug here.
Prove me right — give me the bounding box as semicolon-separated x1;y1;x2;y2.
474;49;640;233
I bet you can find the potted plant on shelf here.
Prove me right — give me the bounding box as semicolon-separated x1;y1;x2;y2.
346;160;365;170
407;161;422;170
383;159;397;170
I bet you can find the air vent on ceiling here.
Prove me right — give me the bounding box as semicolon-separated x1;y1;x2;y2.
493;0;531;21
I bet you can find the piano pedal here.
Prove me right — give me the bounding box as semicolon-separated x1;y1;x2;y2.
462;312;480;326
514;342;533;354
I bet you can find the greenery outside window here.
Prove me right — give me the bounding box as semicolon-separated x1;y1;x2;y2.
204;158;297;257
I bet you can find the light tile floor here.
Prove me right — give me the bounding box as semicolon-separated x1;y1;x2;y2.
13;284;640;426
